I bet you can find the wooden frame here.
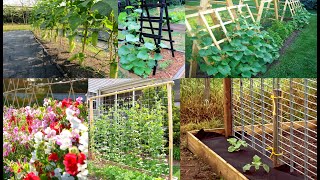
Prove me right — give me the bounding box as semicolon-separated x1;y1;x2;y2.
88;81;174;179
186;4;255;77
280;0;304;21
187;121;317;180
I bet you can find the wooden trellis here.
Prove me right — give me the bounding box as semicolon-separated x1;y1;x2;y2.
119;0;176;75
186;4;255;77
239;0;279;22
280;0;303;21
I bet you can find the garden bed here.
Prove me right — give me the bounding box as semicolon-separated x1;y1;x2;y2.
187;128;305;180
34;32;108;78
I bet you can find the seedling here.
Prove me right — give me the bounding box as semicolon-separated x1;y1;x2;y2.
243;155;270;173
227;138;248;152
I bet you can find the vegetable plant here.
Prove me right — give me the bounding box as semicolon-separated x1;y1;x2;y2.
243;155;270;173
118;5;164;77
227;138;248;152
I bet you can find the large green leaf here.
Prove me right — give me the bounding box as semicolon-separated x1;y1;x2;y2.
137;50;149;60
92;1;112;17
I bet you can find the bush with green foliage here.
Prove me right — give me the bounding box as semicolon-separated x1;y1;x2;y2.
191;17;279;77
300;0;317;10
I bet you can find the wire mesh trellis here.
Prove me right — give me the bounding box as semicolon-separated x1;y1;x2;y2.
88;80;174;179
3;78;88;108
231;78;317;180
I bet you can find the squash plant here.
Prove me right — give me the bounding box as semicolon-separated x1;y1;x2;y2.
190;17;279;77
118;5;163;78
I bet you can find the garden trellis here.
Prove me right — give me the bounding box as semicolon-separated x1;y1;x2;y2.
279;0;303;21
119;0;176;75
88;80;174;179
3;78;87;108
225;78;317;179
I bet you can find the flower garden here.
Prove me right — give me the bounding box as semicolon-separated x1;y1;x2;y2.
3;98;89;180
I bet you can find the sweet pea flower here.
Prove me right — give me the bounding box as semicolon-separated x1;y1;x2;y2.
56;130;72;150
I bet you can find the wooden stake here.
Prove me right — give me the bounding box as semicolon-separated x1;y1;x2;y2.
89;98;94;160
223;78;232;137
167;83;173;180
272;89;282;167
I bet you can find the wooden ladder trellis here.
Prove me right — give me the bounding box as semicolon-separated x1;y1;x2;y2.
119;0;176;75
186;4;255;77
239;0;279;22
279;0;303;21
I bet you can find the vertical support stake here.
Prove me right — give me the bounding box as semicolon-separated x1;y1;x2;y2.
89;98;94;160
223;78;232;137
272;89;282;167
167;83;173;180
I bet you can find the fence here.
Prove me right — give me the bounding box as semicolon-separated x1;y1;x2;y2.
3;78;88;108
225;78;317;180
88;80;174;179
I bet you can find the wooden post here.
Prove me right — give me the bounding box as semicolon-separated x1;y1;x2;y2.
223;78;232;137
272;89;282;167
273;0;279;20
167;83;173;180
89;98;94;160
204;78;211;101
189;42;198;77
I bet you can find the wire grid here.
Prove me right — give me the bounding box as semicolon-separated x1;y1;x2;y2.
90;85;171;177
231;78;317;180
3;79;87;108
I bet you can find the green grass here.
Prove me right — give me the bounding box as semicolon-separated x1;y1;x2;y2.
3;24;32;31
173;165;180;180
261;14;317;78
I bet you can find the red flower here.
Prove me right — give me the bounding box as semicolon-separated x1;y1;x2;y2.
11;146;16;153
23;172;40;180
78;153;86;164
26;114;33;126
63;153;78;176
20;126;26;132
28;126;32;134
62;98;72;108
50;122;63;134
48;153;59;162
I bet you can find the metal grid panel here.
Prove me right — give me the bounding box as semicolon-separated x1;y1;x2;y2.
231;78;317;180
89;81;174;179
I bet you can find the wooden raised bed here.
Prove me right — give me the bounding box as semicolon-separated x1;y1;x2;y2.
187;121;316;180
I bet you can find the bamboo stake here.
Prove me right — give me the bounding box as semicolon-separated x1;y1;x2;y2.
89;98;94;160
167;83;173;180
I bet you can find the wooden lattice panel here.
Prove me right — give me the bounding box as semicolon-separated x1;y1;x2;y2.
280;0;304;21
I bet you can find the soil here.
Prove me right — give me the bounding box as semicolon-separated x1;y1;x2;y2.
193;130;305;180
34;32;110;78
180;134;220;180
149;49;185;78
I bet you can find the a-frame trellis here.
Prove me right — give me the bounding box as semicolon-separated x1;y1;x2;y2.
239;0;279;22
186;4;255;77
118;0;176;75
279;0;303;21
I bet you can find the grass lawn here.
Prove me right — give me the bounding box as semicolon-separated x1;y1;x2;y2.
173;165;181;180
3;24;32;31
261;14;317;78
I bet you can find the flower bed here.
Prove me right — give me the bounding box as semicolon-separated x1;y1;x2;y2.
3;98;88;180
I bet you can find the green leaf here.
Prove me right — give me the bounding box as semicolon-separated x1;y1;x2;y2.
119;46;130;56
243;164;251;172
68;54;78;61
121;63;134;70
217;65;231;77
228;146;236;152
154;53;163;61
144;42;156;50
126;34;139;43
137;50;149;60
262;164;270;173
92;1;112;16
69;15;82;31
227;138;237;145
159;43;168;48
206;67;218;76
233;52;243;61
253;155;261;163
133;67;145;76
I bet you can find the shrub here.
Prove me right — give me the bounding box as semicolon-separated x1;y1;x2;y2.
300;0;317;10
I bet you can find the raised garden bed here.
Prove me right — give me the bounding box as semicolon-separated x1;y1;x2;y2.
187;128;306;180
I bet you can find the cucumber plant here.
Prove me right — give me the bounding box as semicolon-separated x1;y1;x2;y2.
118;5;164;78
243;155;270;173
227;138;248;152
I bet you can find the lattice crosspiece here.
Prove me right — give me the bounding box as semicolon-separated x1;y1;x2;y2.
280;0;303;21
238;0;279;22
186;4;255;50
3;79;86;108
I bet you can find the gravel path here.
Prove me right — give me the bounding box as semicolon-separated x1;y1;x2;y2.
3;30;63;78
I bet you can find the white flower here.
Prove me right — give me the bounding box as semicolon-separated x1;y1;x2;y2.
30;150;37;163
77;163;88;180
54;168;62;179
78;132;88;155
61;172;75;180
56;129;72;150
34;131;43;143
44;127;56;140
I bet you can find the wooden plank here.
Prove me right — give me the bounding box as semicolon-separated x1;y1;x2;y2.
89;99;94;160
187;130;248;180
167;83;173;180
189;41;199;78
223;78;233;137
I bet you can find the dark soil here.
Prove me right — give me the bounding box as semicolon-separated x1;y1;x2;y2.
180;134;220;180
194;130;305;180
